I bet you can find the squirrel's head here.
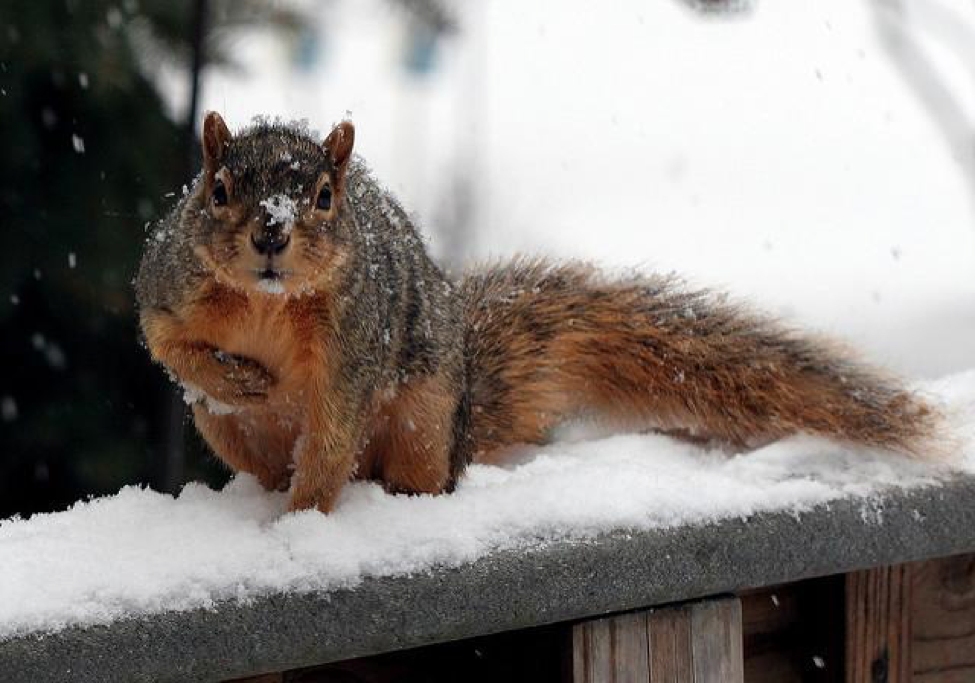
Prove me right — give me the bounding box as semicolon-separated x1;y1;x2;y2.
189;111;355;296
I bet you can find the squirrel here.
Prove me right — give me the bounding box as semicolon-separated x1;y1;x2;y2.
135;112;940;514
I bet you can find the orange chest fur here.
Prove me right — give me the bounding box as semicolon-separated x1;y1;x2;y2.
176;284;328;402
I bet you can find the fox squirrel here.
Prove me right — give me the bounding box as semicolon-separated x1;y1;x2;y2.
135;112;939;514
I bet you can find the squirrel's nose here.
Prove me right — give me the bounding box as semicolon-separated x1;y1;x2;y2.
250;230;291;256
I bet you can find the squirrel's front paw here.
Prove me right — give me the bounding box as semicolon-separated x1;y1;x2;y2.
212;350;275;403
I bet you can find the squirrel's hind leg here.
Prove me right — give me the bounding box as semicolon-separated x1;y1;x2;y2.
359;373;458;496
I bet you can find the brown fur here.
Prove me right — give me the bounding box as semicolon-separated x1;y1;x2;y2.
142;281;329;481
360;374;458;494
461;260;938;457
145;280;460;507
136;114;940;516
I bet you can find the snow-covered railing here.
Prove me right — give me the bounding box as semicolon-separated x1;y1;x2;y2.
2;473;975;682
3;371;975;681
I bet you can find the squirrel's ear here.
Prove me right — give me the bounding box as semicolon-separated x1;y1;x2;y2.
202;111;232;173
323;121;355;173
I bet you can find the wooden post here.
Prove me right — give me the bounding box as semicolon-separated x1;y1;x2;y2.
572;596;743;683
911;554;975;681
845;564;912;683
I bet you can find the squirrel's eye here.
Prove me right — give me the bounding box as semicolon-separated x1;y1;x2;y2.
212;180;228;207
316;185;332;211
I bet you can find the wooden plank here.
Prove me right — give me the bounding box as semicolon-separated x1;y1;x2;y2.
647;605;692;682
574;612;614;682
845;564;912;683
911;554;975;683
689;598;744;683
573;610;648;683
572;597;743;683
614;611;652;682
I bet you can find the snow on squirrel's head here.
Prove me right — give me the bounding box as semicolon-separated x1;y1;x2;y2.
189;111;356;296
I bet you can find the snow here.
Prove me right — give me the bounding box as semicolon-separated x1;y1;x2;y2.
0;372;973;640
29;333;67;370
181;382;238;416
255;278;286;295
4;0;972;644
1;397;17;422
259;193;298;232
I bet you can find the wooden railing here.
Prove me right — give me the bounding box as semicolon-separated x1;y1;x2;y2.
3;476;974;682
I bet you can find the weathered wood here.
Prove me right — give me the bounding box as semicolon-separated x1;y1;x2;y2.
573;611;651;683
574;611;631;683
689;599;745;683
647;605;692;682
572;596;742;682
615;612;653;681
912;554;975;682
845;564;912;683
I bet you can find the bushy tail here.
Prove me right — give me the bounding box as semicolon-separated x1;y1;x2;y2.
459;259;938;460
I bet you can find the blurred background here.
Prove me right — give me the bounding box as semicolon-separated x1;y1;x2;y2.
1;0;974;518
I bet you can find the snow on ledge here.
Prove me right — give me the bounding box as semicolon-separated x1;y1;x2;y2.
2;372;974;641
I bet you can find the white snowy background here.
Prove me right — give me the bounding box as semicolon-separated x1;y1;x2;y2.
3;0;975;638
